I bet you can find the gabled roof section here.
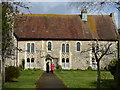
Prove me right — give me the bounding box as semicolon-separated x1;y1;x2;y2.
14;14;118;40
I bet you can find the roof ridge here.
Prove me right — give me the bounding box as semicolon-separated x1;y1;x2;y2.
20;13;79;16
19;14;110;17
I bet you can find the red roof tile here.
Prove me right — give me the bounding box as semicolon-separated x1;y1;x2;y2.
14;14;117;40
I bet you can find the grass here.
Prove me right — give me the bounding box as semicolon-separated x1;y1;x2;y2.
3;69;43;89
55;70;117;88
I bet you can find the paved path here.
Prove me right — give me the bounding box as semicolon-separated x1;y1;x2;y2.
36;72;67;88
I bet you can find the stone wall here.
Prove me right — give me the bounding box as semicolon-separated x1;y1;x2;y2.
17;40;118;70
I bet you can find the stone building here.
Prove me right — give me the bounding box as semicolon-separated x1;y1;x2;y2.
14;10;118;71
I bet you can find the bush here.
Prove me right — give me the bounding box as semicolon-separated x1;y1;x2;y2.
57;65;62;71
108;58;118;79
5;66;20;82
87;66;92;70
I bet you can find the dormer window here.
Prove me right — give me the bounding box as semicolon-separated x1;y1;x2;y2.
81;9;87;21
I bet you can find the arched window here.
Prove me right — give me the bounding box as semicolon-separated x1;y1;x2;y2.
66;44;69;53
27;58;30;62
27;58;30;68
66;58;69;63
48;42;51;51
66;58;69;68
77;42;80;51
31;43;34;53
31;58;34;62
62;44;65;53
62;58;65;68
31;58;34;68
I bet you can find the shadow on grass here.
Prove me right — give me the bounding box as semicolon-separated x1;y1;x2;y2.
5;80;18;83
90;79;117;89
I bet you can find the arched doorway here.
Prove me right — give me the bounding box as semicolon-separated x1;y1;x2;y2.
46;58;52;73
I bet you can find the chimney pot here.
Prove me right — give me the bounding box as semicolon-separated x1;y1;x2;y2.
110;13;114;17
15;6;19;15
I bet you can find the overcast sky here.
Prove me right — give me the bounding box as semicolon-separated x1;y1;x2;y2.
19;2;119;28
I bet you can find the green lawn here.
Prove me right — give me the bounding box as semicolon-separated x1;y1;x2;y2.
55;70;117;88
3;69;43;89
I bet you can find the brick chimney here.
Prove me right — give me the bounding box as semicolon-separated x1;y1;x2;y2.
81;9;87;21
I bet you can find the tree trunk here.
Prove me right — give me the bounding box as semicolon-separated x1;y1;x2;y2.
116;59;120;89
97;60;100;90
2;57;5;87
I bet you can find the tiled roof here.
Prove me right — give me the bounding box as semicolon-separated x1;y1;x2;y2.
14;14;117;40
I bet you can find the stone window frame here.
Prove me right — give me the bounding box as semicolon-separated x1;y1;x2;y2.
66;44;69;53
62;58;65;68
26;42;35;53
76;41;82;52
31;43;35;53
62;44;65;53
47;41;52;52
26;58;35;69
27;43;30;53
61;58;70;69
27;58;30;69
61;43;70;53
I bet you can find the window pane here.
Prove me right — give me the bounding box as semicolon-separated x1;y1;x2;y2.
62;58;65;62
27;43;30;52
31;43;34;53
66;44;69;53
66;58;69;68
48;42;51;51
77;42;80;51
62;44;65;53
66;58;69;62
31;58;34;68
27;58;30;62
31;58;34;62
62;58;65;68
27;58;30;68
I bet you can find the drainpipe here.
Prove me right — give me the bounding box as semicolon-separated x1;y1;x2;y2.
118;40;119;59
16;40;18;67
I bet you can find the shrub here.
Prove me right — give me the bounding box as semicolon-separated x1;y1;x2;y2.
108;58;118;79
57;65;62;71
5;66;20;82
58;65;62;69
87;66;92;70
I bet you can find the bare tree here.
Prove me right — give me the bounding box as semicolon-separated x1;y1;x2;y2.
69;1;119;89
69;2;120;13
91;41;113;89
81;41;117;89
